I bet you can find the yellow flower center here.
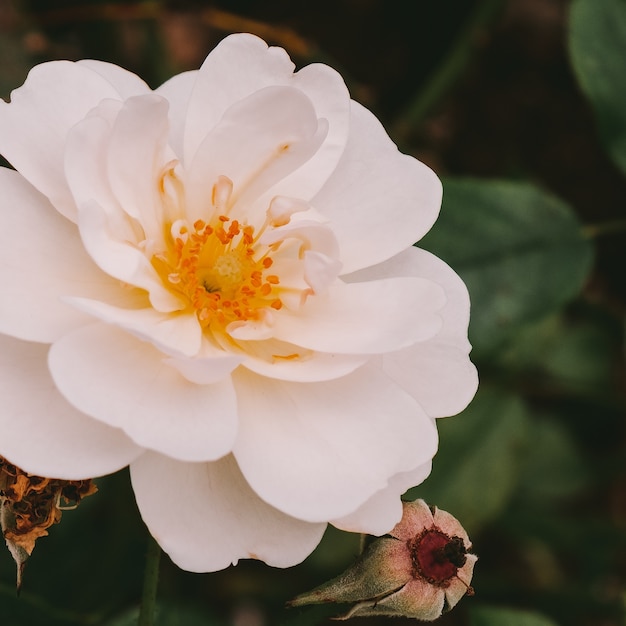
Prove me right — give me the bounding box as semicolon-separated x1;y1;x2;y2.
152;215;283;330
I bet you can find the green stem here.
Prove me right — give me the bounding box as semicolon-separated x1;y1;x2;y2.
583;218;626;238
138;531;161;626
392;0;505;142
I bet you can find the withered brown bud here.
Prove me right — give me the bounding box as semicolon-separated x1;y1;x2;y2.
0;456;97;591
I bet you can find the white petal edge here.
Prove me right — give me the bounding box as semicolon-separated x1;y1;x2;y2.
0;61;125;221
331;461;433;535
77;59;151;99
232;363;438;522
313;101;443;274
155;70;198;161
185;85;327;225
66;297;202;358
0;332;142;479
271;277;445;354
130;451;326;572
49;324;238;463
0;168;138;343
346;246;478;417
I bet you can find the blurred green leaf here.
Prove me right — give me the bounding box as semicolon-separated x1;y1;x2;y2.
470;605;560;626
569;0;626;175
497;313;614;398
407;387;531;532
516;417;589;504
420;179;593;356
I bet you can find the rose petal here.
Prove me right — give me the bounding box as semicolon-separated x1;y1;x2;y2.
77;59;151;98
332;461;432;535
0;332;142;479
241;346;368;382
271;277;445;354
66;297;202;357
130;451;326;572
77;199;183;312
49;324;238;462
155;70;198;161
185;86;327;224
232;363;438;522
165;337;245;384
347;246;478;417
313;101;442;274
0;61;124;221
183;33;350;193
0;168;137;343
105;94;176;238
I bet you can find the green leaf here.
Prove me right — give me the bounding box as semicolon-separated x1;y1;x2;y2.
406;387;531;532
516;417;589;504
569;0;626;175
420;179;593;356
497;314;615;399
470;605;560;626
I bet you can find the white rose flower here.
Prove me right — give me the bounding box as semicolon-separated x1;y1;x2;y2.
0;34;477;572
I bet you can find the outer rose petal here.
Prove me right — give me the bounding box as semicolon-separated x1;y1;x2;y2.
313;101;442;274
130;452;326;572
48;324;238;462
332;461;432;535
0;333;142;479
346;246;478;417
232;364;438;522
0;61;125;221
0;168;138;343
77;59;151;98
155;70;198;161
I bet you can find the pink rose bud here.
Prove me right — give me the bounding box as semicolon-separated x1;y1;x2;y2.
289;499;476;621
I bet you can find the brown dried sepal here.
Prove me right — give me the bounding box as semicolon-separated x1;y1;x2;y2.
0;456;97;589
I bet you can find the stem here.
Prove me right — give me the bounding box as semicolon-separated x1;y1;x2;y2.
138;531;161;626
392;0;505;142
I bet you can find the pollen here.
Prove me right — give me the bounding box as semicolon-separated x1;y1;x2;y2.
152;216;284;331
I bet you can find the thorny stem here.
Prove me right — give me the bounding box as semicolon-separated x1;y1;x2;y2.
391;0;506;143
137;531;161;626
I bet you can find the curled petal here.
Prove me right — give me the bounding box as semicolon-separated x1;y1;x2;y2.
130;452;326;572
347;246;478;417
0;333;142;479
314;102;442;274
271;278;445;354
66;297;201;357
233;364;438;522
186;86;327;224
0;169;133;343
0;61;124;220
332;461;432;535
49;324;238;462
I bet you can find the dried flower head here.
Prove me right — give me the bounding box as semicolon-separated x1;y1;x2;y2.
290;499;476;621
0;456;97;590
